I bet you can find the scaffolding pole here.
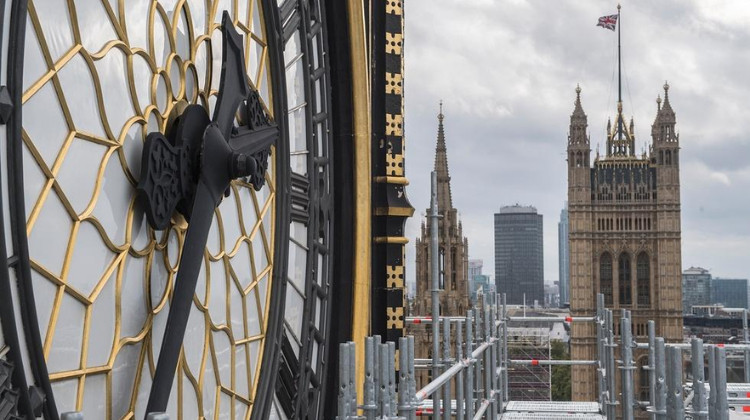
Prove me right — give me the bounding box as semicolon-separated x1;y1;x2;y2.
429;171;440;419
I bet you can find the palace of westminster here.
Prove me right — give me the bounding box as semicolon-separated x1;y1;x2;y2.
410;82;683;401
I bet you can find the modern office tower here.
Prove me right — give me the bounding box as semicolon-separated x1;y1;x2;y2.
682;267;712;314
567;83;683;401
711;278;750;309
558;203;570;307
494;205;544;305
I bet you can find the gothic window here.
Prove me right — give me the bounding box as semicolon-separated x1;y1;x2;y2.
666;150;672;165
659;150;664;165
637;252;651;307
619;253;632;305
439;247;446;290
638;356;650;400
600;253;613;305
451;248;457;291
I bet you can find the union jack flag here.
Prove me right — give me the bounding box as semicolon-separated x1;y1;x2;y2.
597;14;618;31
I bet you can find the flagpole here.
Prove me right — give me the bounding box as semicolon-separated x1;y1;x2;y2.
617;3;622;140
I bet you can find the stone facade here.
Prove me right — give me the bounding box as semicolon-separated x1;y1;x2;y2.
567;84;683;403
411;106;470;389
559;203;570;307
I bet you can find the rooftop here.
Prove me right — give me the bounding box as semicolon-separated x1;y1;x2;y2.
683;266;710;275
498;204;538;214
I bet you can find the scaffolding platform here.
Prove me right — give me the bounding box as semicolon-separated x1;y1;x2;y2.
501;401;604;419
501;414;604;420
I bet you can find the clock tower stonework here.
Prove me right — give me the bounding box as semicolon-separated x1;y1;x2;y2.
568;84;683;402
411;107;471;389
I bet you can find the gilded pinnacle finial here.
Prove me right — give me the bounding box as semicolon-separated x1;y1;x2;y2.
664;81;670;92
438;100;444;122
576;84;581;95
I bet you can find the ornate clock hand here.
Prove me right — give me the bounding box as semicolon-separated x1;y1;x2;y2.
228;89;279;190
213;11;250;142
143;13;273;416
145;124;234;416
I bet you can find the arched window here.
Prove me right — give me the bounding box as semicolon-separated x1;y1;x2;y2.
639;356;650;400
665;150;672;165
619;253;632;305
451;248;457;291
600;253;613;305
439;247;445;290
637;253;650;307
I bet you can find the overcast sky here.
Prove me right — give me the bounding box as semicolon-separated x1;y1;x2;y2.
402;0;750;295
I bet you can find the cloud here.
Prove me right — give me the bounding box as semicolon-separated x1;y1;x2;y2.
403;0;750;292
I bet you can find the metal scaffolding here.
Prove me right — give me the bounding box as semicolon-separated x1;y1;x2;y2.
335;292;742;420
506;328;550;401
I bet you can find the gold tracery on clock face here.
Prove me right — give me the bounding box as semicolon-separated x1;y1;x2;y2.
21;0;276;418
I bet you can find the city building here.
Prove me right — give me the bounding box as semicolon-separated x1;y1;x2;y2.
411;105;471;389
494;205;544;305
469;259;483;280
567;83;683;402
558;203;570;307
711;278;750;309
471;274;492;304
682;267;712;314
545;282;560;308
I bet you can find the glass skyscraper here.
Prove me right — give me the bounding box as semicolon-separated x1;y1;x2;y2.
494;205;544;305
682;267;711;314
711;278;750;309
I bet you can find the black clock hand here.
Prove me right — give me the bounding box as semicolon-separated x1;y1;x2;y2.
213;11;250;142
143;12;258;416
228;88;279;190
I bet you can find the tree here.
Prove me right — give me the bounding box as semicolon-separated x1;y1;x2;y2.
551;340;571;400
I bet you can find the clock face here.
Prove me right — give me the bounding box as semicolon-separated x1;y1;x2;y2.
0;0;335;418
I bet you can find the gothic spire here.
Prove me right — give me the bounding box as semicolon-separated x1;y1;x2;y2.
433;101;453;211
569;85;589;147
572;84;585;118
652;82;677;144
660;81;674;116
